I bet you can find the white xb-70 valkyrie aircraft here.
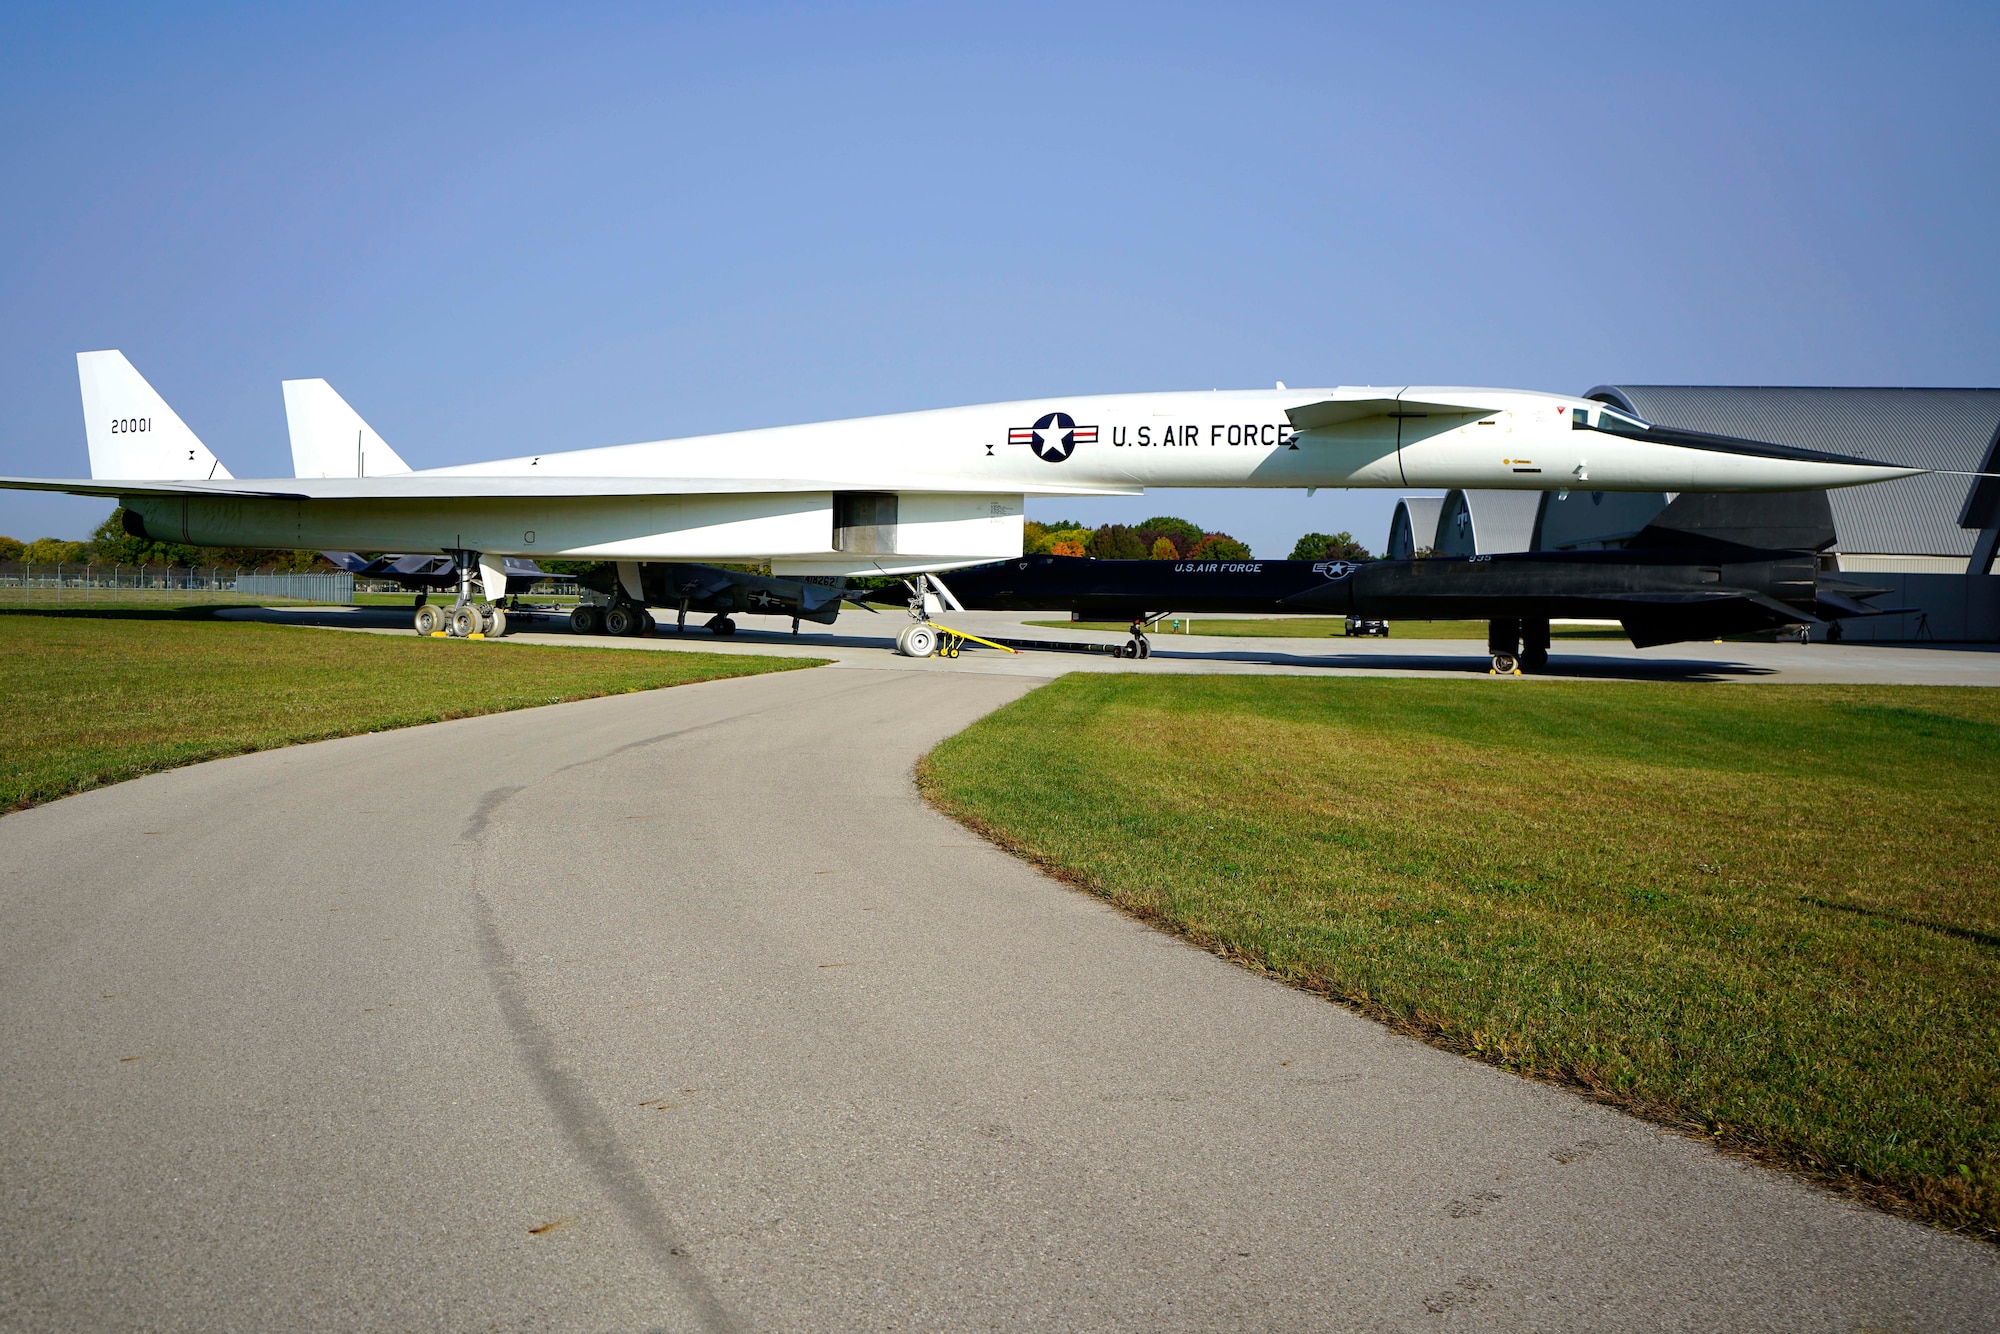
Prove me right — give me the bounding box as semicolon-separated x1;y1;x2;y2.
3;350;1924;646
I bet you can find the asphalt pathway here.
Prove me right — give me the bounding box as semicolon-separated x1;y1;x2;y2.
222;604;2000;686
3;665;1995;1331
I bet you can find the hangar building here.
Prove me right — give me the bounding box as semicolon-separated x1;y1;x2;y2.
1385;386;2000;641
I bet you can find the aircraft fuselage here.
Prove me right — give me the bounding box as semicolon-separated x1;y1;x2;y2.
112;387;1916;575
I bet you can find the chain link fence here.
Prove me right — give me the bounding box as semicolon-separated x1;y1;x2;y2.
0;563;351;606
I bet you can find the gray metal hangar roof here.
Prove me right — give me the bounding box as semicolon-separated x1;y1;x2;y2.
1585;386;2000;560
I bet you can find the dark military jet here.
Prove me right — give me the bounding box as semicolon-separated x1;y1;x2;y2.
572;561;856;637
321;550;570;595
882;491;1896;671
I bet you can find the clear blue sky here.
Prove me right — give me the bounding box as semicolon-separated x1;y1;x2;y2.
3;1;1995;556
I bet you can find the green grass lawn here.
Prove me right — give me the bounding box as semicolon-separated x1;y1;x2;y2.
1026;618;1626;639
0;607;820;811
922;674;2000;1235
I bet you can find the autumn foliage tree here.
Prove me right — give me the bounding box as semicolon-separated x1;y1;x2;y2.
1027;514;1253;562
1188;534;1253;560
1290;531;1372;561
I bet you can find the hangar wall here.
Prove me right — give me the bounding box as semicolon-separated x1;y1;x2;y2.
1411;488;1678;557
1432;490;1539;556
1385;497;1443;559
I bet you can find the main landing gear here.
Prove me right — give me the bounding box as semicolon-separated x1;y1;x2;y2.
1487;617;1551;674
415;599;509;638
412;556;514;640
570;604;657;637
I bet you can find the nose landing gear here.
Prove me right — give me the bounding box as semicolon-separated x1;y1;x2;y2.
1124;618;1154;659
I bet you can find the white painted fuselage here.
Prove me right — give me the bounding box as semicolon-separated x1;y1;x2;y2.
25;359;1925;576
426;386;1885;496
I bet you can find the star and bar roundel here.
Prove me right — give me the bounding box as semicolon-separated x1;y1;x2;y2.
1008;411;1097;462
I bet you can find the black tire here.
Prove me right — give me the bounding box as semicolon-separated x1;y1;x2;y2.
570;605;602;635
640;611;656;636
604;605;636;636
1136;637;1151;659
1521;648;1549;672
710;616;737;636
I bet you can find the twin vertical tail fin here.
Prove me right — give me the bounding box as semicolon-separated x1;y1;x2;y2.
75;355;412;483
77;350;233;481
281;378;411;478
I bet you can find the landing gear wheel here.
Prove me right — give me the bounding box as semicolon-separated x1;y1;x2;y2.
604;605;638;637
1491;652;1520;675
1520;648;1547;672
708;615;737;637
487;607;508;638
475;603;499;636
450;605;481;638
897;624;937;657
570;605;602;635
640;611;656;636
414;604;445;635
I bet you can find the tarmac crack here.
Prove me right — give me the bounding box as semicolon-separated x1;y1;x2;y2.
465;782;739;1333
548;671;904;778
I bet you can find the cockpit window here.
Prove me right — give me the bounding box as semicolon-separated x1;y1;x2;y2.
1574;405;1651;432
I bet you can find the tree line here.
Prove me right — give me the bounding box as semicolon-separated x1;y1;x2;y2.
1;506;1378;570
1027;516;1374;563
0;509;329;570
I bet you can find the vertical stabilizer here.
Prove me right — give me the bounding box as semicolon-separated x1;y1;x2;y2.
281;378;412;478
77;351;233;480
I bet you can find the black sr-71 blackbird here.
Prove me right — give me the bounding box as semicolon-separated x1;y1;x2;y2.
869;491;1897;672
